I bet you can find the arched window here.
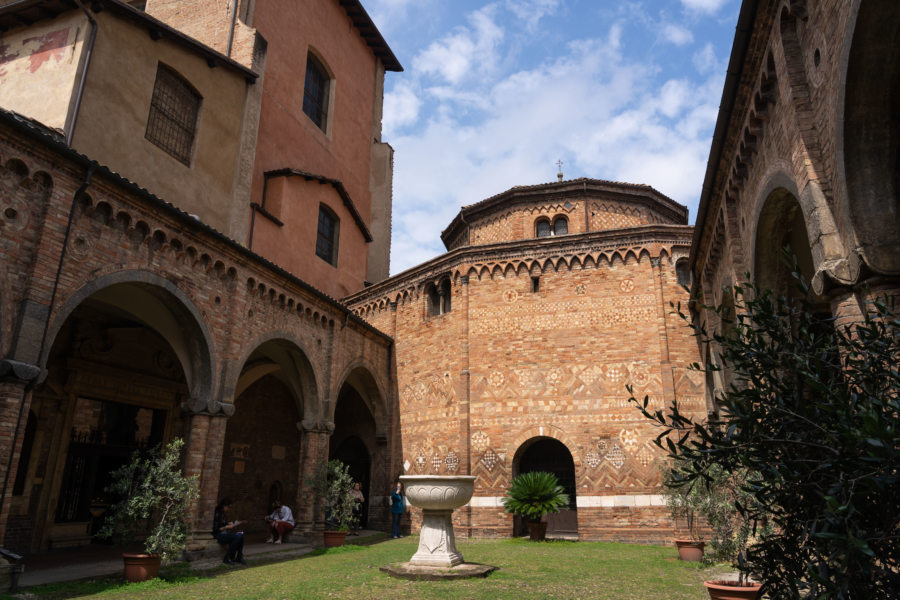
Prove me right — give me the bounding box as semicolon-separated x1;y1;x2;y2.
316;204;339;265
303;52;331;132
553;216;568;235
675;259;692;288
425;278;452;317
535;218;551;237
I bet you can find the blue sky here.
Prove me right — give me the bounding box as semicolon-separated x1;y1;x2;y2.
364;0;742;274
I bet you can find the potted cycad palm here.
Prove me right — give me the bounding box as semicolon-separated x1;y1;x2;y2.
96;438;198;582
502;471;569;541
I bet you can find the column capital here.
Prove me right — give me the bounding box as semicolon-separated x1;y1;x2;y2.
298;419;334;434
0;358;43;384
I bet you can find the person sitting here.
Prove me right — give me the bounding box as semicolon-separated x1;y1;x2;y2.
213;497;245;565
265;500;295;544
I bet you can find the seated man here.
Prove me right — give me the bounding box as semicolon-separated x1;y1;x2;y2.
265;500;295;544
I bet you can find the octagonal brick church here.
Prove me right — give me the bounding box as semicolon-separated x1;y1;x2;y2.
345;177;706;542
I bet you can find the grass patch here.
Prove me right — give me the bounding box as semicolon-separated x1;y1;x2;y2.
7;538;725;600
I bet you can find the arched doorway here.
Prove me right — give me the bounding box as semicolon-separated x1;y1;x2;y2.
15;280;207;552
512;437;577;538
220;339;313;535
329;366;385;530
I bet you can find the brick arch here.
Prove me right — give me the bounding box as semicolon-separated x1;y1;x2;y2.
330;361;388;439
508;425;582;470
228;330;321;423
41;269;216;413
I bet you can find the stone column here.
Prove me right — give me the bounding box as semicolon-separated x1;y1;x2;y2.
0;359;41;546
182;407;230;556
294;420;332;544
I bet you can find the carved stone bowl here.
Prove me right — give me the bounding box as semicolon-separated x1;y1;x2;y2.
400;475;475;510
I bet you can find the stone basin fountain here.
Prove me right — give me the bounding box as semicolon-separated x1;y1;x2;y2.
380;475;497;580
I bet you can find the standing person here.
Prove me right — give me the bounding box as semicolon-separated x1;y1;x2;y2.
213;498;246;565
390;481;405;539
350;482;365;535
265;500;295;544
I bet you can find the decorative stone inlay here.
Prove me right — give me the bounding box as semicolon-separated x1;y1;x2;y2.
482;449;499;471
431;453;442;473
636;445;654;467
488;371;505;387
400;475;476;567
585;451;600;468
503;289;518;303
415;453;426;472
444;451;459;472
619;428;639;449
471;431;490;453
404;459;411;472
619;279;635;293
607;444;626;469
575;283;586;295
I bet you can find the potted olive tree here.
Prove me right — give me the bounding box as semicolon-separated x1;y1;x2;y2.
97;438;198;582
501;471;569;541
307;459;358;547
662;465;706;561
631;271;900;598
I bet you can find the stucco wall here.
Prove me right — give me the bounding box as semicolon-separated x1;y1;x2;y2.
0;12;87;132
72;12;250;239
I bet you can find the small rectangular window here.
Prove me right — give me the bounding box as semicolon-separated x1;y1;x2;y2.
303;53;329;131
316;205;339;266
531;276;540;293
145;65;201;165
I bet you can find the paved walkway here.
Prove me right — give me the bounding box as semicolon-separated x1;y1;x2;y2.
17;530;386;588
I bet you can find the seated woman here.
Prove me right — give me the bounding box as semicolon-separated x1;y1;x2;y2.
213;497;245;565
265;500;295;544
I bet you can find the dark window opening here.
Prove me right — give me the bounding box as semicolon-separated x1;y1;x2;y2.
676;259;692;288
303;53;330;131
316;205;339;266
426;278;452;317
12;411;37;496
531;276;540;293
145;64;201;165
536;219;551;237
553;216;568;235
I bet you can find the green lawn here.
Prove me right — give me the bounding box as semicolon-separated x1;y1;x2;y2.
10;538;725;600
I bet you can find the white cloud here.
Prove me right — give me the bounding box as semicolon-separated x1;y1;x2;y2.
504;0;561;32
662;23;694;46
692;42;720;75
382;5;730;273
680;0;729;15
413;5;505;85
383;81;423;132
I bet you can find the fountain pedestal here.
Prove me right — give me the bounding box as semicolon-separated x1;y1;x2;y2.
400;475;475;568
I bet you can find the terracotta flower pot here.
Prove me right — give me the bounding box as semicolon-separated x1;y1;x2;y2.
527;521;547;541
674;539;705;561
122;553;161;582
703;580;762;600
323;530;347;548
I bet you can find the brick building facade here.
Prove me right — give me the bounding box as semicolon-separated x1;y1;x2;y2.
690;0;899;376
0;0;400;554
346;179;705;543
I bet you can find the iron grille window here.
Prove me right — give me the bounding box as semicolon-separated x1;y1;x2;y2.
536;219;551;237
145;65;201;165
316;205;339;265
303;53;329;131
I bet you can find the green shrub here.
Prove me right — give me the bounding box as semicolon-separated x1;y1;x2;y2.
501;471;569;523
306;459;358;532
96;438;198;561
630;275;900;598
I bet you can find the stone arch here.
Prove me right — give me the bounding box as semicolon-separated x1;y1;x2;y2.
41;270;215;411
838;0;900;275
229;331;320;422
